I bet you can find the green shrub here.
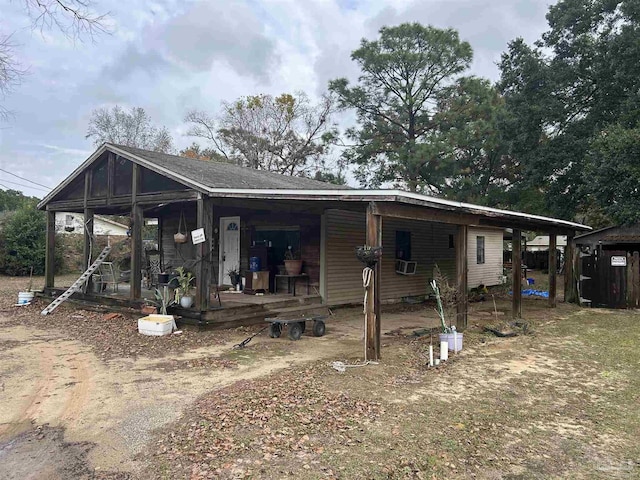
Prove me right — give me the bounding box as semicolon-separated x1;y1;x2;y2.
0;206;49;275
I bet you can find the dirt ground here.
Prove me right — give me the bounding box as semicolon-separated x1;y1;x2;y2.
2;274;638;479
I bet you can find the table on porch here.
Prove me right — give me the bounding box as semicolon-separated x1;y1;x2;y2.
274;273;309;297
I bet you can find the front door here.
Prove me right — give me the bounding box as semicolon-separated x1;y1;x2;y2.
219;216;240;285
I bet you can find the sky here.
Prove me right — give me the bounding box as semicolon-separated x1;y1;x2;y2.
0;0;555;199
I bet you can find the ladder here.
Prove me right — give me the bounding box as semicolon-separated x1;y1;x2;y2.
41;246;112;315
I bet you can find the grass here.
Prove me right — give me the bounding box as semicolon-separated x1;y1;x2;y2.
146;302;640;479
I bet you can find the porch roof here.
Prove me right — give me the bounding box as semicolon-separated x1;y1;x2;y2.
38;143;591;233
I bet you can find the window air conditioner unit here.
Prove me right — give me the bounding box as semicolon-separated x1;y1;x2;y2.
395;259;417;275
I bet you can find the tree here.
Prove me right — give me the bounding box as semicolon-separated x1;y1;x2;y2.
0;205;46;275
1;1;108;119
179;142;227;162
86;105;174;153
185;92;339;176
435;77;516;205
497;0;640;224
329;23;473;193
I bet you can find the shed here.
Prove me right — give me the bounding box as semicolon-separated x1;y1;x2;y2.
573;225;640;308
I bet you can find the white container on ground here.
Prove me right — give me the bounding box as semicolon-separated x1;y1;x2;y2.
18;291;34;304
440;341;449;361
138;315;174;336
439;332;464;352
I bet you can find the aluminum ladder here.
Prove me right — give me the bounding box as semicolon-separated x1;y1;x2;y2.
41;245;112;315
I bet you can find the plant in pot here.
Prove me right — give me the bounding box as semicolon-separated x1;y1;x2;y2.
430;265;463;353
284;246;303;275
227;267;240;290
174;267;195;308
18;266;35;305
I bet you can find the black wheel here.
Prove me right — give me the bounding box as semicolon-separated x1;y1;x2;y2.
269;322;282;338
288;322;303;341
298;321;306;334
313;320;326;337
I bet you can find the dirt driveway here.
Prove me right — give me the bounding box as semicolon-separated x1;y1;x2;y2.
0;295;444;479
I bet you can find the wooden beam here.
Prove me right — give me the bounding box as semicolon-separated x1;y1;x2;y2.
512;229;522;319
195;194;214;311
548;233;557;307
365;202;382;361
45;210;56;289
371;201;479;226
107;151;115;204
83;208;94;270
130;164;142;300
456;224;468;330
564;233;577;303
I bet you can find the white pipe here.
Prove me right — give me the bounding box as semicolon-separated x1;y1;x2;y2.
453;331;458;353
429;345;434;367
440;341;449;361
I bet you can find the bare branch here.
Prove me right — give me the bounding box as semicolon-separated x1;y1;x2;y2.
22;0;110;40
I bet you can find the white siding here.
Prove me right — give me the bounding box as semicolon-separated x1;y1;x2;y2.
467;227;504;288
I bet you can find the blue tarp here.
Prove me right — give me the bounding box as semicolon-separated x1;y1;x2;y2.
508;289;549;298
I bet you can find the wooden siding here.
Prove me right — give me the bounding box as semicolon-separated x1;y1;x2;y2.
467;227;504;288
325;210;458;305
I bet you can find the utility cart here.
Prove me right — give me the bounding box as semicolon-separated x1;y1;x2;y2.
265;315;327;341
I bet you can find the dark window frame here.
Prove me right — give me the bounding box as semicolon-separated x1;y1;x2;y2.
395;230;412;261
477;236;485;264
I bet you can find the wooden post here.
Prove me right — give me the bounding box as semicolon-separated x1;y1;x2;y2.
195;194;214;311
365;202;382;361
45;210;56;289
456;224;468;330
83;208;94;270
564;233;577;303
130;163;142;300
548;233;557;307
512;229;522;319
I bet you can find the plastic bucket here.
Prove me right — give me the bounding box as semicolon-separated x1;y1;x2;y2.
249;256;261;272
439;332;464;352
18;291;34;304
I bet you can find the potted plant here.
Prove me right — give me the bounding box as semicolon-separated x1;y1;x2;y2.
284;246;303;275
174;267;195;308
138;286;176;336
18;266;35;305
430;266;463;352
227;267;240;289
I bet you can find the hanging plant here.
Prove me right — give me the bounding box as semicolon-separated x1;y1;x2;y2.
355;246;382;268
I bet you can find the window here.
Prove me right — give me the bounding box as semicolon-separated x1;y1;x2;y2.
113;156;133;196
91;159;108;197
395;230;411;260
448;234;454;249
476;236;485;264
65;214;73;227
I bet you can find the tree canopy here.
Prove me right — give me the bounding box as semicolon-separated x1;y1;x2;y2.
86;105;174;153
329;23;473;193
185;92;339;177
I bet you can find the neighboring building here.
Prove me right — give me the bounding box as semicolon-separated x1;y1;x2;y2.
467;227;504;288
55;212;128;236
526;235;567;252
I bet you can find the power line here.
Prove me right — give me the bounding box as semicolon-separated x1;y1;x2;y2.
0;167;51;189
0;178;50;192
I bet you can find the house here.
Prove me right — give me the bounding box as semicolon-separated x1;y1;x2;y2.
37;144;590;360
524;234;568;271
572;225;640;308
526;235;568;252
55;212;129;236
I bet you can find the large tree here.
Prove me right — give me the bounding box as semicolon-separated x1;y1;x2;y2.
185;92;338;176
498;0;640;225
329;23;473;193
86;105;174;153
435;77;516;205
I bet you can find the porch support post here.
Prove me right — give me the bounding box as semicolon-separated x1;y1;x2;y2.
196;194;214;311
548;233;557;307
366;202;382;361
83;208;94;270
45;210;56;289
512;229;522;319
456;224;468;330
564;233;577;303
130;163;142;300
